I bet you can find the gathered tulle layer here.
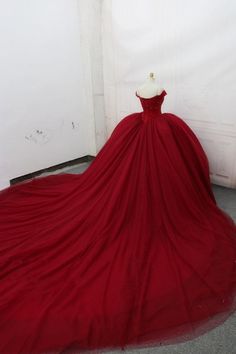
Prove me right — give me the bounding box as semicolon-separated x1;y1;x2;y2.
0;111;236;354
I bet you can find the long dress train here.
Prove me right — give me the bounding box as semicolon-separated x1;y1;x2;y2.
0;90;236;354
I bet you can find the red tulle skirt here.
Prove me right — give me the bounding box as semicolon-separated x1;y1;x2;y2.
0;111;236;353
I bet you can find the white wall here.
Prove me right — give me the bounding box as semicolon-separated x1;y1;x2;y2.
102;0;236;188
0;0;101;189
1;0;236;189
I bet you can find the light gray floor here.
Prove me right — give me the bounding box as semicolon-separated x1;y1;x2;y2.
39;162;236;354
212;184;236;221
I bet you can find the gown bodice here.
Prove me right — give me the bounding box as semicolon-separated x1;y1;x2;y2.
136;90;167;116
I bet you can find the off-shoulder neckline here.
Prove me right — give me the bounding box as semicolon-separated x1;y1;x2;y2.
135;90;167;99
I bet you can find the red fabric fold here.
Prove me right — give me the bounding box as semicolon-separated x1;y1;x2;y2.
0;91;235;353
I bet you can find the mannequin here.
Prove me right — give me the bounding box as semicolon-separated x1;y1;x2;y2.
136;72;164;98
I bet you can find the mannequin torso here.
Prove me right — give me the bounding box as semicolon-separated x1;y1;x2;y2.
136;72;164;98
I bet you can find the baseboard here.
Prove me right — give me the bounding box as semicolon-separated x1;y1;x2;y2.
10;155;95;186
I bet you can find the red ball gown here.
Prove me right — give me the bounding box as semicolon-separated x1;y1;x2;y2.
0;90;236;354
